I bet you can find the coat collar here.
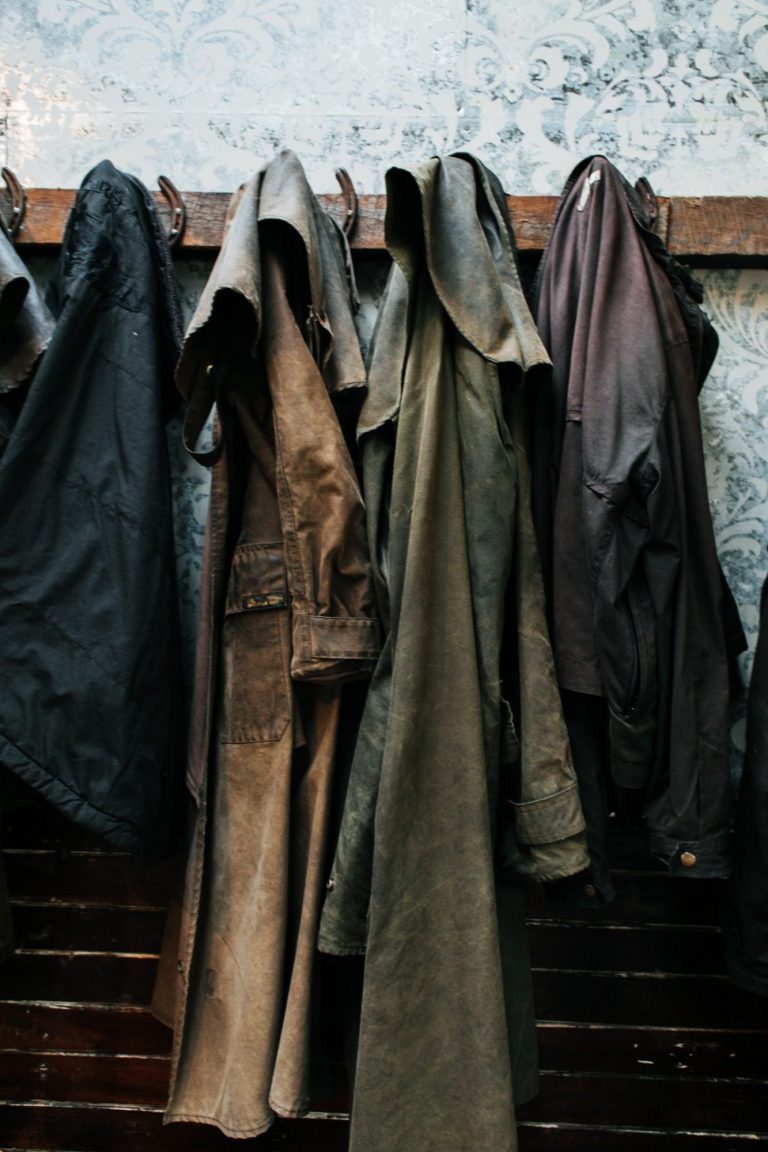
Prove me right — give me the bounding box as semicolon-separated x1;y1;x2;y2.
177;150;364;412
385;152;550;370
0;227;54;396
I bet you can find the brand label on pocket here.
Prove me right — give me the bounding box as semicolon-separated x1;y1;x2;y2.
241;593;287;611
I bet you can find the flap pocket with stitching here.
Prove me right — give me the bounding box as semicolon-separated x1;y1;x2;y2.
219;543;291;744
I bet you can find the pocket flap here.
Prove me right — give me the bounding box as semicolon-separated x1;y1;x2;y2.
225;543;288;615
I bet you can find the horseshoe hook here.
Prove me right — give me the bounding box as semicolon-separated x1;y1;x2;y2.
0;167;27;240
334;167;358;239
158;174;186;247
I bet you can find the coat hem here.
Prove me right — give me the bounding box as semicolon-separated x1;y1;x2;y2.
650;829;732;878
0;726;148;855
269;1096;311;1119
163;1110;275;1138
316;936;367;956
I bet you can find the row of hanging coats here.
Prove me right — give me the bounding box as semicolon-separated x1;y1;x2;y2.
0;148;764;1151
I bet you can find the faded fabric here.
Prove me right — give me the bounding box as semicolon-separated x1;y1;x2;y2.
319;153;588;1152
161;150;379;1139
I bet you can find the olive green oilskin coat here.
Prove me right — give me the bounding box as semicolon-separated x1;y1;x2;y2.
161;151;379;1139
319;155;588;1152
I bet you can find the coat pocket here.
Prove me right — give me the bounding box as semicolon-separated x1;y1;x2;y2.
218;542;291;744
602;570;658;789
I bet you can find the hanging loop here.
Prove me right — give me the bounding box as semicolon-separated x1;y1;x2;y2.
0;167;27;240
334;167;358;239
634;176;658;231
157;175;186;247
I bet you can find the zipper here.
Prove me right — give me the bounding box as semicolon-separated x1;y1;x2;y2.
306;303;322;364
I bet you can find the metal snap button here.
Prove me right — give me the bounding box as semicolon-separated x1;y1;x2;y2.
680;851;697;868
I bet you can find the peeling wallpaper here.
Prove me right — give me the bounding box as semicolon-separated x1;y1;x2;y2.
2;2;768;738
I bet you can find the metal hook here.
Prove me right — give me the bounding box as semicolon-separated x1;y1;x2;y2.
157;174;186;248
0;167;27;240
334;167;358;239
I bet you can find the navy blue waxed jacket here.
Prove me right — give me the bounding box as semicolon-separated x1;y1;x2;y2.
0;160;185;856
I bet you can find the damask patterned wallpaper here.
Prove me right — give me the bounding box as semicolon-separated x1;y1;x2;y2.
3;0;768;193
3;2;768;745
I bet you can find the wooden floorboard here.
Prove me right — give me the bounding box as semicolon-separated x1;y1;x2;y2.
2;798;768;1150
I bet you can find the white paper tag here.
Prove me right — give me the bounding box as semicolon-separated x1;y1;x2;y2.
577;170;602;211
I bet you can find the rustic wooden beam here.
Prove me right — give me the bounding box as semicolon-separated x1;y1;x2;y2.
5;188;768;265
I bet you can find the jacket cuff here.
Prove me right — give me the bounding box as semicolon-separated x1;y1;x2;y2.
511;783;589;882
649;828;732;878
291;613;381;681
511;782;586;845
525;834;591;883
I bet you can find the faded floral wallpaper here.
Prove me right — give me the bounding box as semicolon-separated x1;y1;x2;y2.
2;1;767;740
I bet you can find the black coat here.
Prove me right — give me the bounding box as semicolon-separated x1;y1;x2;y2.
724;571;768;996
0;160;184;856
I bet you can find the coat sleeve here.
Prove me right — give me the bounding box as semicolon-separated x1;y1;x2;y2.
543;159;674;792
586;453;666;790
506;385;589;882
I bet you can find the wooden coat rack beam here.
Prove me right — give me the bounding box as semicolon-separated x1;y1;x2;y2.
8;188;768;265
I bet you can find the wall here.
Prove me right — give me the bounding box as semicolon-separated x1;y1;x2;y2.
2;0;767;699
4;1;768;195
2;6;768;1148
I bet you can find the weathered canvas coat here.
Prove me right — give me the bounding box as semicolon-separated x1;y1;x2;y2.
162;151;379;1138
319;154;588;1152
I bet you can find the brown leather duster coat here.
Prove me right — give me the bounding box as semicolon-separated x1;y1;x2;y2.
160;151;379;1138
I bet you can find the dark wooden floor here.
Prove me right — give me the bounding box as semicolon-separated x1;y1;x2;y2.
2;794;768;1151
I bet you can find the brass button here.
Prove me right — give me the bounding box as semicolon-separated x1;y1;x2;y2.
680;851;697;868
584;884;597;898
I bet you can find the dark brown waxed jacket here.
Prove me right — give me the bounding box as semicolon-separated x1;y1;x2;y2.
319;153;588;1152
531;156;745;881
160;150;379;1138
